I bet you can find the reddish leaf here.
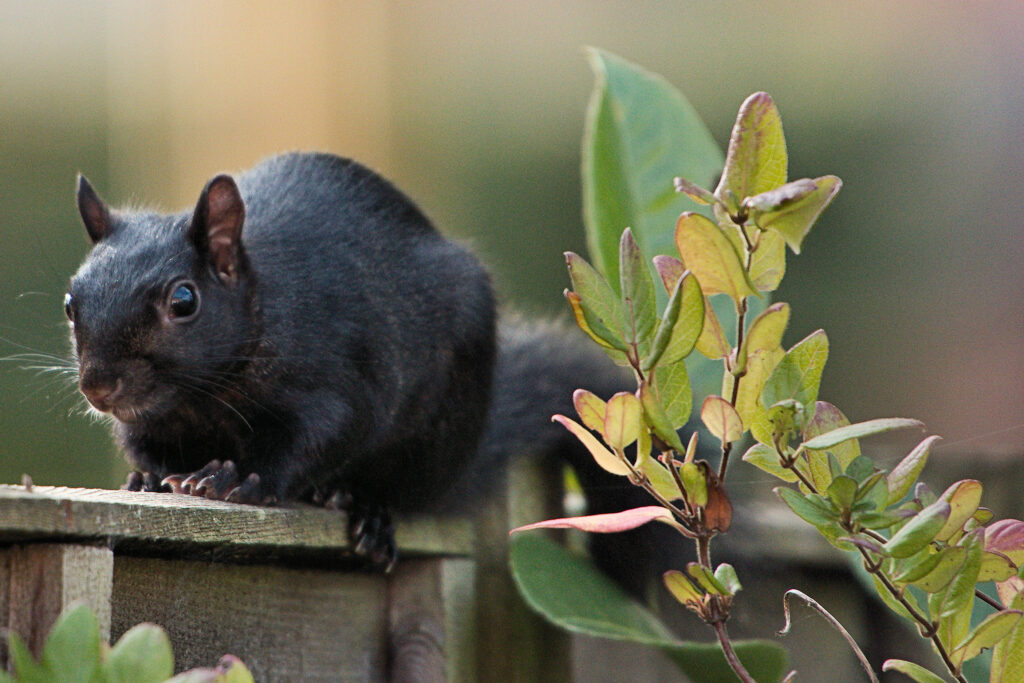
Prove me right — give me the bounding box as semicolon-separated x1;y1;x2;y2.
510;506;674;535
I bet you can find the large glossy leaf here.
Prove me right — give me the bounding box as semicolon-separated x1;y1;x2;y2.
582;49;723;292
510;533;788;682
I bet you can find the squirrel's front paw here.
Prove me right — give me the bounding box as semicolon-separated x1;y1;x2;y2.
161;460;277;505
122;470;171;493
324;491;397;572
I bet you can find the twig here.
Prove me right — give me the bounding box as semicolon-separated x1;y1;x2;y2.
779;589;878;683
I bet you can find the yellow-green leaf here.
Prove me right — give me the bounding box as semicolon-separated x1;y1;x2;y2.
701;395;743;445
884;500;950;558
934;480;983;543
643;271;703;370
887;436;941;505
748;228;787;292
761;329;829;416
736;302;789;374
573;389;607;434
695;296;731;360
715;92;787;204
741;443;798;483
752;175;842;254
952;610;1022;667
653;359;692;429
639;382;685;452
604;391;643;450
675;212;758;303
552;415;631;476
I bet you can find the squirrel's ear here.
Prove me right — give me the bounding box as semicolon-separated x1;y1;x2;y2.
77;174;111;243
190;174;246;284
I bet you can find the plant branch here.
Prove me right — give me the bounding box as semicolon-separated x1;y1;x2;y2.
856;546;967;683
712;620;756;683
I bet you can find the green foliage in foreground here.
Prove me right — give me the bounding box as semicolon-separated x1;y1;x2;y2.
0;604;253;683
512;49;1024;683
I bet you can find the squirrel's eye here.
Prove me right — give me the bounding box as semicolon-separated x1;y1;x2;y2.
63;293;75;322
167;282;200;320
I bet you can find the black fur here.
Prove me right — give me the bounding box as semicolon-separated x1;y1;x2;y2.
69;153;499;513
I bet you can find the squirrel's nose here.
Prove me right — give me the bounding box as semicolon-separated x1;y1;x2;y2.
80;377;122;412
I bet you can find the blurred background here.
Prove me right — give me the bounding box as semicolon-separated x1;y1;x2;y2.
3;0;1021;490
1;1;1022;678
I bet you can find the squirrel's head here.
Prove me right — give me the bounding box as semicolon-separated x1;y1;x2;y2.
66;173;256;423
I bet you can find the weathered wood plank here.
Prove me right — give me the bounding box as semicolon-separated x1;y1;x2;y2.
388;558;475;683
6;544;113;655
111;556;387;681
0;485;473;562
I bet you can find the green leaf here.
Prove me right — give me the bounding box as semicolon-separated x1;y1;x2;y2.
802;402;860;492
619;228;657;348
741;443;799;483
802;418;925;450
715;92;787;204
907;547;967;593
761;329;829;417
7;630;49;683
953;610;1022;667
701;395;743;445
775;486;838;528
103;623;175;683
884;500;951;558
675;212;758;302
687;562;728;596
736;302;789;375
603;391;643;450
40;604;102;683
991;592;1024;682
565;291;629;361
887;436;942;505
510;533;787;682
565;252;627;346
825;476;858;513
932;530;983;619
643;270;704;370
582;49;723;292
751;175;843;254
713;563;743;595
653;360;692;430
680;461;708;507
638;381;686;452
881;659;947;683
552;415;631;476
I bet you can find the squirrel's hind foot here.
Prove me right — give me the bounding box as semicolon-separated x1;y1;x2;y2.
323;490;398;573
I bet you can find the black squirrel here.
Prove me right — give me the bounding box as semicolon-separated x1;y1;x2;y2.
67;152;642;575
